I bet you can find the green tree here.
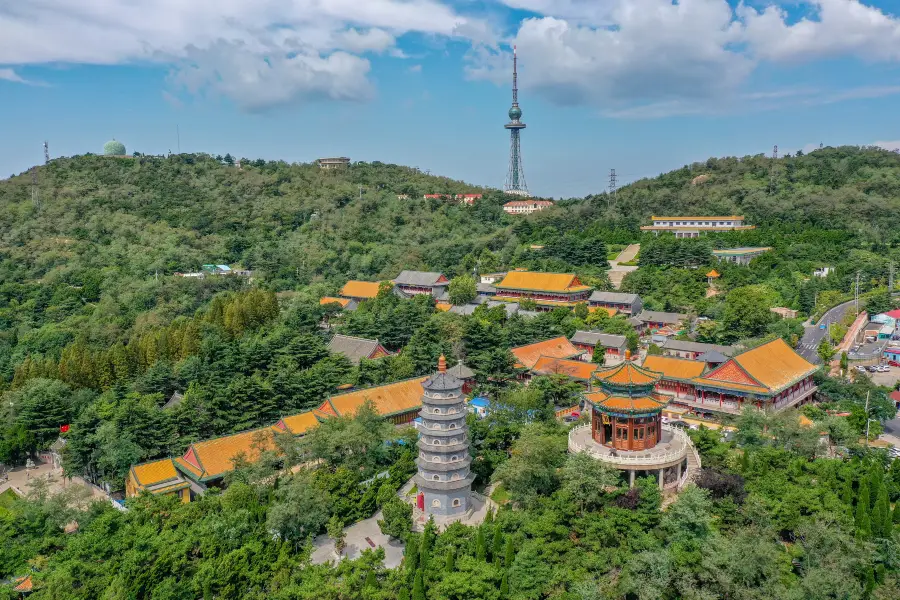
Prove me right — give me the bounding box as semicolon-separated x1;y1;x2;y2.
840;351;849;374
721;285;777;342
365;570;377;589
266;474;331;546
412;570;425;600
500;571;509;598
327;514;346;556
491;424;566;506
378;496;413;540
10;378;74;451
475;527;487;561
445;548;456;571
491;525;503;565
591;345;606;365
504;536;515;567
561;452;620;513
449;275;477;306
818;340;837;364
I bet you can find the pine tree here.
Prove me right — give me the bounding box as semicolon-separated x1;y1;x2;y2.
492;526;504;566
893;500;900;525
412;570;425;600
504;537;515;568
475;528;487;561
500;572;509;598
856;478;871;527
365;571;377;589
485;507;494;525
398;588;410;600
740;450;750;473
406;536;419;574
868;463;884;507
876;483;892;537
445;548;455;572
841;477;853;506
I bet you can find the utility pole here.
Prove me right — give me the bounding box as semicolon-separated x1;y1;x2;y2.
855;271;860;315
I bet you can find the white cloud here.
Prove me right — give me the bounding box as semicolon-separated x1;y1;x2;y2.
470;0;900;116
0;0;477;109
0;67;44;85
408;64;423;73
874;140;900;152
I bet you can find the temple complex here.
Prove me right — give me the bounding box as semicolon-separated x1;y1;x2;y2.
493;271;592;309
569;354;699;490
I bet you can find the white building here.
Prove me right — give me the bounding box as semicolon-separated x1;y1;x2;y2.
640;216;755;238
503;200;553;215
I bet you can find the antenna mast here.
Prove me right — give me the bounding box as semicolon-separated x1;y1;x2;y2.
43;141;50;164
608;169;617;205
504;46;528;196
772;145;778;160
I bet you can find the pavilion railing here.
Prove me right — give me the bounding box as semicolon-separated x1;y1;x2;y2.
568;424;692;466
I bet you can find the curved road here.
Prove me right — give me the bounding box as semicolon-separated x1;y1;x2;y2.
796;299;857;364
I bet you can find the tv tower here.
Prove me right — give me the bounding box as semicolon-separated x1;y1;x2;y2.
504;46;528;196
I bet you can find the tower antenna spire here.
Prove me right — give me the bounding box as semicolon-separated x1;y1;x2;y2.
504;46;528;197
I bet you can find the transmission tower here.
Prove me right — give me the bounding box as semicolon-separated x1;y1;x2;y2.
772;145;778;160
43;141;50;164
608;168;617;200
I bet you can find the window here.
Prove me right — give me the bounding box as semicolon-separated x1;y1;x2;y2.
451;455;458;462
450;438;458;444
452;499;461;507
448;408;457;414
635;428;644;440
432;456;441;462
432;474;440;481
432;499;441;508
451;473;460;481
432;408;441;414
449;423;457;430
433;439;441;445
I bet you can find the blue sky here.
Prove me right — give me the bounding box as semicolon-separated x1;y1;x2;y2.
2;0;900;198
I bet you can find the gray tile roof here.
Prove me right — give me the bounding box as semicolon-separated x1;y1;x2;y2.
394;270;446;287
570;331;628;348
696;350;730;363
477;282;496;294
447;363;475;379
589;291;640;304
661;339;735;355
637;310;688;324
328;334;384;365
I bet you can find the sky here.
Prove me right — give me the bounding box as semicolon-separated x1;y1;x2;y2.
2;0;900;198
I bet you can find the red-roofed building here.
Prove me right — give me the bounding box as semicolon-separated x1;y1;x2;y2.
890;391;900;409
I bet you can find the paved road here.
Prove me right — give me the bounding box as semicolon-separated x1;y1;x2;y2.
796;299;857;363
608;244;640;290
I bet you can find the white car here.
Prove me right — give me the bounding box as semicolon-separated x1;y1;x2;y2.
856;366;868;373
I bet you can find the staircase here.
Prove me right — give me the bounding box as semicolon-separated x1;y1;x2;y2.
680;443;702;490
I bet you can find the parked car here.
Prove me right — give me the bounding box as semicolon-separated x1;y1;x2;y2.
856;366;868;373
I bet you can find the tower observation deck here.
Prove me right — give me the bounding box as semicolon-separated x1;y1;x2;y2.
504;46;528;197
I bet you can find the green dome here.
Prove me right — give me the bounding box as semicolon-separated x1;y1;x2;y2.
103;140;126;156
508;106;522;121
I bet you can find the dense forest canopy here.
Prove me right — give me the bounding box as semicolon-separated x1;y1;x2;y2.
3;146;900;598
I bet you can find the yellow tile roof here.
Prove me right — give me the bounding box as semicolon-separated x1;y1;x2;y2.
588;306;618;316
594;361;661;386
340;280;382;299
131;458;180;487
651;215;744;220
275;410;323;435
435;302;452;312
511;337;583;368
531;357;598;381
731;338;818;392
641;355;706;380
495;271;592;294
706;269;720;278
319;377;428;418
585;391;668;412
14;575;33;593
320;296;352;308
178;428;277;481
691;377;768;394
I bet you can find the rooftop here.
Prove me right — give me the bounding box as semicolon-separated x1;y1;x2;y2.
693;338;817;394
659;339;734;355
394;270;448;287
594;361;662;386
641;355;707;380
651;215;744;220
495;271;592;294
328;334;385;365
570;331;628;348
637;310;688;324
340;280;382;299
510;336;583;368
531;356;599;381
589;291;640;303
320;296;353;308
131;458;181;488
175;428;277;482
318;376;428;418
584;390;669;413
712;247;772;255
274;410;325;435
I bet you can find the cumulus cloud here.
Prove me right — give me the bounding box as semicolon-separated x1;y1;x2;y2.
0;0;475;109
472;0;900;116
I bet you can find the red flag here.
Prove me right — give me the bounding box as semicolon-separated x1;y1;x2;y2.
60;424;70;433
